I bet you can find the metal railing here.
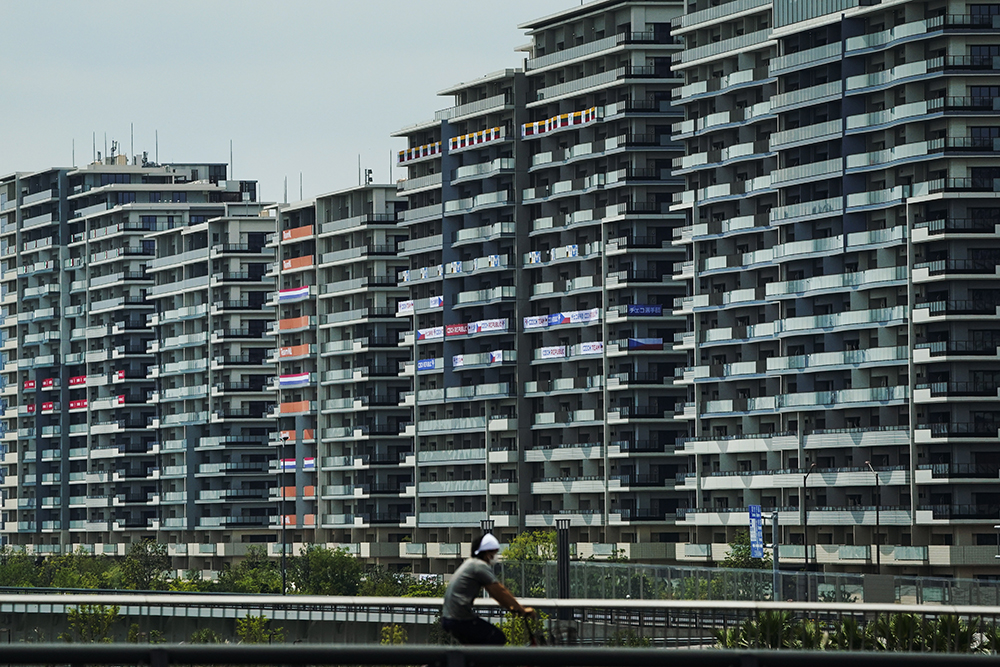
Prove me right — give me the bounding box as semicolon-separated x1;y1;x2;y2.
5;593;1000;654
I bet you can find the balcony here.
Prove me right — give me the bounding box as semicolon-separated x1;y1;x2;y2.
535;65;674;102
677;28;772;65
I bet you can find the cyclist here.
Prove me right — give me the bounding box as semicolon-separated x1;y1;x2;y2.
442;533;536;645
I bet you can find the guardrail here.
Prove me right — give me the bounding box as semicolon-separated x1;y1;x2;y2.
3;593;1000;652
3;645;1000;667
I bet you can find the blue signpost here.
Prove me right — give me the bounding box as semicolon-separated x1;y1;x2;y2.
749;505;764;559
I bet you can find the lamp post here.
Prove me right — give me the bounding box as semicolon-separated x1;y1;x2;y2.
480;518;494;535
802;463;816;572
866;461;881;575
802;462;817;602
280;432;290;595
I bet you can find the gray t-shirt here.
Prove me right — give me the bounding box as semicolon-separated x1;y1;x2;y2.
442;557;499;620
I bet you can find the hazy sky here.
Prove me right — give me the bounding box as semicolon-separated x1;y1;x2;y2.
1;0;575;202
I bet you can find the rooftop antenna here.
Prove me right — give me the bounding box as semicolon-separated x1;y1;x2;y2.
230;139;234;180
130;122;134;163
358;154;361;186
155;130;159;164
92;132;96;163
283;176;288;204
299;172;303;200
72;138;75;167
104;133;107;164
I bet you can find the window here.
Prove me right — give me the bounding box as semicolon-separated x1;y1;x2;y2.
148;192;162;203
171;192;187;203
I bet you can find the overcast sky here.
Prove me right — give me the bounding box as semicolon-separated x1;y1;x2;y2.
0;0;575;202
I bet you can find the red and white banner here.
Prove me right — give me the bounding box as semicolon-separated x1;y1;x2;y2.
69;376;87;386
23;380;35;390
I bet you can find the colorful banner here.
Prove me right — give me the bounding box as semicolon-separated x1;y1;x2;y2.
25;404;35;414
303;457;315;470
565;244;579;258
115;370;125;380
522;106;601;138
279;286;310;302
69;375;87;386
397;300;414;314
523;315;549;330
446;323;468;337
539;346;567;359
468;318;508;334
400;269;411;282
41;378;55;389
580;341;604;355
280;458;296;471
452;354;465;368
449;260;463;274
416;327;444;341
417;358;438;371
627;304;663;316
429;295;444;308
23;380;35;390
527;250;542;264
280;373;311;388
488;254;502;267
489;350;504;364
628;338;664;350
449;126;504;152
398;141;442;164
41;402;54;413
279;344;311;359
69;399;87;410
117;395;126;405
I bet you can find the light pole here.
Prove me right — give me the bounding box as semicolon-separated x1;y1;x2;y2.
280;432;290;594
480;518;494;535
802;462;816;572
866;461;881;575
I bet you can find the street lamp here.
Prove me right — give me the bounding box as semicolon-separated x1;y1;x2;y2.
802;463;817;576
866;461;881;575
280;432;290;595
480;518;495;535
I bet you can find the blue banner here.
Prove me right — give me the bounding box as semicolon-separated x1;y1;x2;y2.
417;358;436;371
627;304;663;316
749;505;764;559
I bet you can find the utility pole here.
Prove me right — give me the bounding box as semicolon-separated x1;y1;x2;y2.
770;510;780;600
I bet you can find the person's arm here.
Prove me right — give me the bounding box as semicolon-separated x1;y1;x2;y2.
484;581;536;616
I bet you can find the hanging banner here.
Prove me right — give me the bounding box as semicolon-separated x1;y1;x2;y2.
469;318;508;334
397;300;415;314
539;346;567;359
452;355;465;368
627;304;663;316
279;373;311;387
446;324;468;337
580;341;604;355
627;338;664;350
416;327;444;341
279;286;310;302
417;358;438;371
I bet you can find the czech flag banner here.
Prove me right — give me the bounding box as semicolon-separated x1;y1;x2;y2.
628;338;664;350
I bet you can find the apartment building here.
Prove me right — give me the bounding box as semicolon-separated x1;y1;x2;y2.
268;185;409;561
673;0;1000;575
393;0;690;568
0;160;269;565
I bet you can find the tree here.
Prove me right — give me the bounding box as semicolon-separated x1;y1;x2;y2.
503;530;556;561
720;529;771;569
289;545;362;595
61;604;121;643
122;539;169;590
501;530;557;597
236;613;284;644
217;546;281;594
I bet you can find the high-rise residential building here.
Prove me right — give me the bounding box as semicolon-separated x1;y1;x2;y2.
0;159;268;565
268;185;409;562
673;0;1000;574
146;197;275;570
393;0;690;569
